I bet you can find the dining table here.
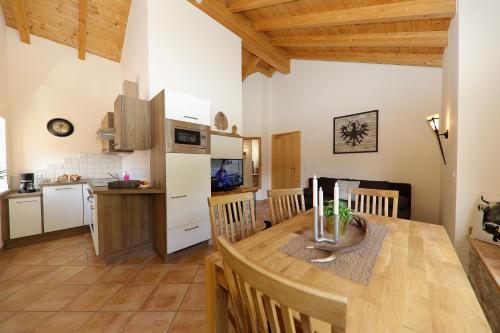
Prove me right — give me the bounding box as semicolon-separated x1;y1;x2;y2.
205;210;491;333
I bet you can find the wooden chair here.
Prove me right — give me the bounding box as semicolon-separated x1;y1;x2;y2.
208;192;257;250
347;187;399;218
267;188;306;225
218;236;347;333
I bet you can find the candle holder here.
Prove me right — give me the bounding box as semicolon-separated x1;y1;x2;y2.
313;207;339;244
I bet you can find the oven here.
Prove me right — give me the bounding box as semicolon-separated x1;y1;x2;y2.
86;188;99;255
165;119;210;154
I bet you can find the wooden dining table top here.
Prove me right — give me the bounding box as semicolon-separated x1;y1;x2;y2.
208;210;491;333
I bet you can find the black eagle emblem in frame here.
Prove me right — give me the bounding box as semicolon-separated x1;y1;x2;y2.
340;120;369;146
333;110;378;154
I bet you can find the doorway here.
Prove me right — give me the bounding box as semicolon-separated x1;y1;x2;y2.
271;131;301;189
243;137;262;189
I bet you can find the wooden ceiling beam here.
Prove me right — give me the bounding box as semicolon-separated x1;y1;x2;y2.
286;49;442;67
12;0;30;44
253;0;456;32
255;61;275;77
243;53;260;80
228;0;296;13
78;0;88;60
187;0;290;74
271;31;448;48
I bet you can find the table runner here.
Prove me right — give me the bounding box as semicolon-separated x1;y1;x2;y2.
280;222;389;285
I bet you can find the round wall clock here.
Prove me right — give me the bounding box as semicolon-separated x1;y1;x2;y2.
47;118;74;137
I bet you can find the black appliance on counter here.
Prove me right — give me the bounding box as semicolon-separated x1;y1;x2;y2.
19;173;36;193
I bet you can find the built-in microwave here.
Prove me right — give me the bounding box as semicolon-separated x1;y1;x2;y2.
165;118;211;154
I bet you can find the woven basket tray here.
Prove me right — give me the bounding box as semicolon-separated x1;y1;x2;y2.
107;180;141;189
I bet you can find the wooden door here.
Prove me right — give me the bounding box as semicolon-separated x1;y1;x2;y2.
272;131;301;189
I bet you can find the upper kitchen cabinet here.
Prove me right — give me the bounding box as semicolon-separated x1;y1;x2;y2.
101;112;133;153
164;90;210;126
114;95;151;150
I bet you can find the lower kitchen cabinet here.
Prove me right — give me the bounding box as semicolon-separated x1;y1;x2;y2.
43;184;84;232
9;197;42;239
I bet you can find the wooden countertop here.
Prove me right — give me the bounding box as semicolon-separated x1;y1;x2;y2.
39;180;88;187
90;186;165;195
3;190;42;199
468;235;500;288
206;211;491;333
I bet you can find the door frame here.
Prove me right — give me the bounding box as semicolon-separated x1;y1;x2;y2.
271;131;301;190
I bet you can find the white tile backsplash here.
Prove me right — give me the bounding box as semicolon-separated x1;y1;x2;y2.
20;153;124;182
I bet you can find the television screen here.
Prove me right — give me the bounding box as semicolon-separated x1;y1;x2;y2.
211;159;243;191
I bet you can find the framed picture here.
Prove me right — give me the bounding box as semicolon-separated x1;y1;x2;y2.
472;194;500;246
333;110;378;154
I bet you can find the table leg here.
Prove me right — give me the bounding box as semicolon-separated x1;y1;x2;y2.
206;257;228;333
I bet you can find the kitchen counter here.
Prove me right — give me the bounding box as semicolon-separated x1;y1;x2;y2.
39;180;89;187
90;186;165;195
90;186;165;263
4;190;42;199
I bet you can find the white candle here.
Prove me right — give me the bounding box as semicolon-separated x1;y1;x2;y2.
319;187;324;216
334;182;340;215
313;175;318;207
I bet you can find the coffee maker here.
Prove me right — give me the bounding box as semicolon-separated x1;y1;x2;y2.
19;173;36;193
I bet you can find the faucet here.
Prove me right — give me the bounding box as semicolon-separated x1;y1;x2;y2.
107;172;120;180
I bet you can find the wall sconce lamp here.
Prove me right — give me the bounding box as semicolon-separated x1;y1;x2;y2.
426;114;449;165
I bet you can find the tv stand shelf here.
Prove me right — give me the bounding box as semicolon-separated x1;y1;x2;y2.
211;186;259;197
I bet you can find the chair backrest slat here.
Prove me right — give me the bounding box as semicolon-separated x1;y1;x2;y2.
208;192;257;249
347;187;400;218
219;237;347;333
268;188;306;225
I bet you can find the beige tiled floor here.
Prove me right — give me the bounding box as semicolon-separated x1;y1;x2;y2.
0;200;270;332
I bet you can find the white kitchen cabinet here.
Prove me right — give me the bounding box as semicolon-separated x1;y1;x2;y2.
43;184;84;232
9;197;42;239
211;135;243;159
165;89;211;126
167;220;211;253
166;153;211;253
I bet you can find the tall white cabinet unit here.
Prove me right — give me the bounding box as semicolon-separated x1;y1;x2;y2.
43;184;84;232
166;153;211;253
149;89;214;255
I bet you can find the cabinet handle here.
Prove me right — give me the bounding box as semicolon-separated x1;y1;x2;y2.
16;200;37;204
55;188;74;190
185;225;200;232
171;195;187;199
183;115;198;120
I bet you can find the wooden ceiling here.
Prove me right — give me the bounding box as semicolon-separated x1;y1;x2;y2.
188;0;456;80
0;0;131;62
1;0;455;78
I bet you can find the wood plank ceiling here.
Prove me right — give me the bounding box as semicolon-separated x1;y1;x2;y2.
1;0;455;79
0;0;131;62
188;0;456;80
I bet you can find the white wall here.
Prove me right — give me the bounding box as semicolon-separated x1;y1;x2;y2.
0;6;7;247
443;0;500;265
148;0;242;131
120;0;149;100
120;0;151;181
0;6;7;119
6;30;121;176
440;14;459;245
120;0;244;181
243;60;443;224
242;74;271;199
